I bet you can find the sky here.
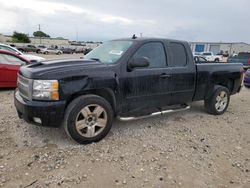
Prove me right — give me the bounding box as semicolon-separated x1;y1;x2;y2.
0;0;249;43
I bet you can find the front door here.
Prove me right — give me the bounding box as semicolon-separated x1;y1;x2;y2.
120;42;172;114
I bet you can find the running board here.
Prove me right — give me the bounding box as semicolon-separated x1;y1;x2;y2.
117;105;190;121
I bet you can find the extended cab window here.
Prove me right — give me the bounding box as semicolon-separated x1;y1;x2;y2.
0;54;25;65
133;42;166;68
169;43;187;67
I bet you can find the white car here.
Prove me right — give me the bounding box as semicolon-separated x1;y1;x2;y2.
0;43;45;63
201;52;223;62
40;48;63;55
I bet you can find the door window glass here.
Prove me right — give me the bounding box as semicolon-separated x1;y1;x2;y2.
169;43;187;67
133;42;167;68
0;54;25;65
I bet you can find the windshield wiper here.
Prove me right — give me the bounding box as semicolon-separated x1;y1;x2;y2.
89;58;101;62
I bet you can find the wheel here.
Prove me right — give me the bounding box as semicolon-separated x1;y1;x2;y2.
204;86;230;115
44;51;48;54
214;59;219;62
57;52;62;55
63;95;114;144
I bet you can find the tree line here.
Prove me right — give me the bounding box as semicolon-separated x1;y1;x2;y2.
10;30;50;43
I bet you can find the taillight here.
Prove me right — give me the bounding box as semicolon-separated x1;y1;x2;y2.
240;71;244;81
247;58;250;64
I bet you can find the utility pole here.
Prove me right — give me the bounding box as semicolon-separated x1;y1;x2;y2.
39;24;41;44
76;28;78;42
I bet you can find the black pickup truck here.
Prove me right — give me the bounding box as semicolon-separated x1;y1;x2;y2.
14;38;243;144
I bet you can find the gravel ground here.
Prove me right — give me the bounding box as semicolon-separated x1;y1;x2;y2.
0;54;249;187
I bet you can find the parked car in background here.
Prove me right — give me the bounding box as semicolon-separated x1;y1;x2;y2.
83;48;92;55
36;45;46;53
201;52;223;62
75;47;84;53
9;44;16;48
0;43;45;63
193;52;202;56
60;47;74;54
40;48;63;55
194;56;208;63
244;69;250;88
228;52;250;70
17;45;37;53
0;50;30;88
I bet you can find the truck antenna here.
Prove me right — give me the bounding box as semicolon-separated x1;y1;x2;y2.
132;34;137;39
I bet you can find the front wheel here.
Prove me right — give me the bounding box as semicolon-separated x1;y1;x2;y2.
63;95;114;144
204;86;230;115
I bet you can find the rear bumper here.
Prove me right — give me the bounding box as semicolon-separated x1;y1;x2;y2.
14;90;66;127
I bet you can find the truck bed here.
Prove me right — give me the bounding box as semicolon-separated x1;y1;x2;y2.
193;63;243;101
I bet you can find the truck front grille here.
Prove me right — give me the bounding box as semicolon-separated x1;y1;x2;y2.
17;74;30;100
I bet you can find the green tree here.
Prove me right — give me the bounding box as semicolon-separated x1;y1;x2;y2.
12;31;30;43
33;31;50;38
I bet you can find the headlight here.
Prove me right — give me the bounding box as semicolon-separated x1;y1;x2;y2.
32;80;59;100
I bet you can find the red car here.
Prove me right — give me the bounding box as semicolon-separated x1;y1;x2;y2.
0;50;30;88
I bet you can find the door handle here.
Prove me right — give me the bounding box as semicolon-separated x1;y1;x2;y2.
159;73;171;79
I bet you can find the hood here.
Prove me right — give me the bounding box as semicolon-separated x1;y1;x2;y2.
20;54;45;62
20;59;109;79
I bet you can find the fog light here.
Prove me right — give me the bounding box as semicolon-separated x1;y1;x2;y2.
33;117;42;124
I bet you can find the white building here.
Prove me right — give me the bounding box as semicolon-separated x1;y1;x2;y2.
190;42;250;55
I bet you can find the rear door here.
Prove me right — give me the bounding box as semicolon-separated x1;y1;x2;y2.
167;42;196;104
121;41;172;113
0;53;26;87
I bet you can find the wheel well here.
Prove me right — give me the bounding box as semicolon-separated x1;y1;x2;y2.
226;79;234;93
218;79;234;94
206;80;234;100
66;88;116;114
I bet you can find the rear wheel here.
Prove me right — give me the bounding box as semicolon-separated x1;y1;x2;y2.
214;58;219;62
63;95;114;144
204;86;230;115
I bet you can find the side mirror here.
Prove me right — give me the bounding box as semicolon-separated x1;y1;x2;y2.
128;57;150;70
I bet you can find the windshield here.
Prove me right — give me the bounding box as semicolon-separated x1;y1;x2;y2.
238;52;250;59
203;53;211;56
85;41;133;64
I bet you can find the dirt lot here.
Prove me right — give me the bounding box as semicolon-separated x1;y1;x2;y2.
0;53;250;187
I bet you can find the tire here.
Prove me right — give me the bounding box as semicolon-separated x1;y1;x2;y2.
63;95;114;144
204;86;230;115
44;51;48;54
215;59;219;62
